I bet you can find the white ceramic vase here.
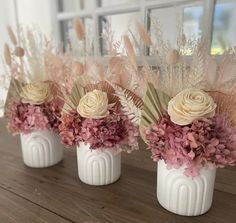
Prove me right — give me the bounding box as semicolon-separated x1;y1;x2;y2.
157;160;216;216
76;142;121;186
20;130;63;168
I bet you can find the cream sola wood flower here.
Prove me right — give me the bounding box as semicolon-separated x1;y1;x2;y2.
77;89;110;119
20;82;53;105
168;88;217;126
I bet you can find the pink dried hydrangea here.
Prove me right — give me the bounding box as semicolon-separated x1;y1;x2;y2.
7;98;63;135
59;106;139;152
59;112;81;146
145;114;236;177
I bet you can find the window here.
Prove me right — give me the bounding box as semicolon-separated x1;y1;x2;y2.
10;0;236;57
56;0;236;56
211;0;236;54
149;1;204;54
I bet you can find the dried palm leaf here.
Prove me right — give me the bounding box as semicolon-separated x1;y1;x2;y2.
85;81;118;104
140;83;170;140
4;79;23;114
62;81;86;114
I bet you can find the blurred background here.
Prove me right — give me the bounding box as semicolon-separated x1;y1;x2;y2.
0;0;236;115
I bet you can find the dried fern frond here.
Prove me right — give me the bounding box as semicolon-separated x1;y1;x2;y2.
112;83;143;124
74;19;85;41
189;39;207;88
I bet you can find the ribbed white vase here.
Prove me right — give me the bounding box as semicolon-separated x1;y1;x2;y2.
157;160;216;216
76;142;121;186
20;130;63;168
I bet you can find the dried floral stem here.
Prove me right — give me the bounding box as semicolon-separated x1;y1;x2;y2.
7;25;17;46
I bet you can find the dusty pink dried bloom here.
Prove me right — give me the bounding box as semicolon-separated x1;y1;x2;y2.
7;98;63;135
145;114;236;177
59;112;81;147
59;106;139;152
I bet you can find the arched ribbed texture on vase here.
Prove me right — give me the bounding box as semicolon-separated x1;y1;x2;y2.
20;130;63;168
157;160;216;216
77;143;121;186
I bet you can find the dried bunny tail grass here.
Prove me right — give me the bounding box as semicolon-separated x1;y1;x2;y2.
72;61;84;76
123;35;136;67
209;91;236;126
7;25;17;46
74;19;85;40
4;43;12;66
85;81;118;104
136;22;152;46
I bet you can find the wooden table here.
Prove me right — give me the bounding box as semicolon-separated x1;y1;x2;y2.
0;118;235;223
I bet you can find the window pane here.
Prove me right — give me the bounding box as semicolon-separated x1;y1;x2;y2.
150;2;204;54
58;0;93;12
211;0;236;55
60;18;94;53
100;12;141;55
99;0;139;7
183;6;203;39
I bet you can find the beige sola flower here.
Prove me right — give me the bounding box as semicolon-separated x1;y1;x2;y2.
77;90;109;119
20;82;53;105
168;88;217;126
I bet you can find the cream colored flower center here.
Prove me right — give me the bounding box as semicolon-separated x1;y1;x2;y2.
168;88;217;125
77;90;109;119
20;82;53;105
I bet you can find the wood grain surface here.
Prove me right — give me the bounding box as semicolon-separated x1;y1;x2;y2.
0;118;235;223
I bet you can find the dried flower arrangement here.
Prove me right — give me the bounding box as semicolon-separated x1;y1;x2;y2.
130;19;236;177
2;26;76;135
58;19;143;153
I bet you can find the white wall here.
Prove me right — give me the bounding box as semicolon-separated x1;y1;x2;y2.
0;0;17;110
0;0;59;114
0;0;17;72
16;0;59;39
